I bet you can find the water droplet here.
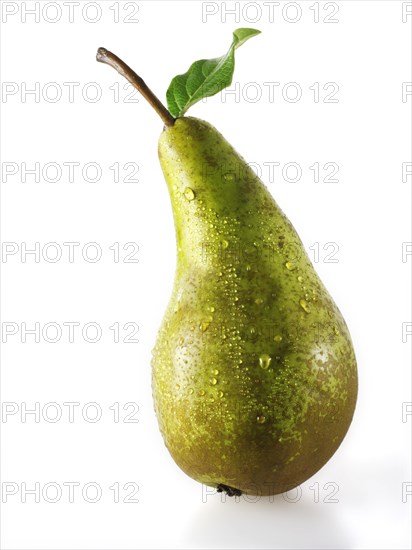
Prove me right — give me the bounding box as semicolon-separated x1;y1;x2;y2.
299;299;310;313
218;391;224;398
257;415;266;424
210;377;218;386
188;388;194;395
178;337;184;345
274;335;282;342
198;389;205;396
255;297;264;305
175;384;180;390
213;369;219;375
184;187;195;201
297;276;303;283
222;239;229;249
209;306;215;312
285;261;295;270
259;354;272;370
200;322;210;332
209;397;215;403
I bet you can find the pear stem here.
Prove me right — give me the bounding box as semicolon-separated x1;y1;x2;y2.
96;47;175;127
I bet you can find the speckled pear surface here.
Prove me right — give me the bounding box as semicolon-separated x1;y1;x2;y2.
151;117;357;496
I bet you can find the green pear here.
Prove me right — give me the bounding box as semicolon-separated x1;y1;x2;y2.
97;43;358;497
152;117;357;496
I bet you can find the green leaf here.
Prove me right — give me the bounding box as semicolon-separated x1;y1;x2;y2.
166;28;261;118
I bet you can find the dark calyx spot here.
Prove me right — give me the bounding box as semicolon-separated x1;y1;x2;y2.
216;484;242;497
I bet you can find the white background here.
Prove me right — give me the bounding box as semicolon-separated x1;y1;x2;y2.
0;1;411;548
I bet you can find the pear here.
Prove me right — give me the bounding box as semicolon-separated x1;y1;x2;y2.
152;117;357;496
97;47;358;497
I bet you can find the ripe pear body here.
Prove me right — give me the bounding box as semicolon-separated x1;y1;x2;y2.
152;117;357;496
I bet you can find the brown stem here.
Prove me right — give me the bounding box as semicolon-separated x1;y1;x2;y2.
96;47;175;127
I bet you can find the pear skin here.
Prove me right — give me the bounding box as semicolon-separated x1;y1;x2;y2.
151;117;358;496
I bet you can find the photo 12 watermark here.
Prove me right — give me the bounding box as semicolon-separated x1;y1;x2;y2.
1;321;140;343
200;160;340;184
1;81;142;103
1;481;140;503
1;1;140;24
201;480;340;503
1;161;140;184
201;2;340;24
200;81;340;105
1;242;140;263
1;401;140;423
